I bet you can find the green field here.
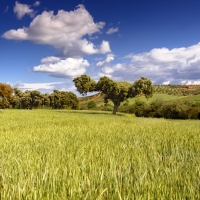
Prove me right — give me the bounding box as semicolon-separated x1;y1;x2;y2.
1;110;200;199
80;93;200;108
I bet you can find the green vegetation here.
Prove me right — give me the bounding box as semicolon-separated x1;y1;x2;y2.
0;87;79;110
73;75;154;114
154;84;200;96
79;93;200;119
80;93;200;108
132;99;200;119
0;83;13;109
87;101;97;109
1;110;200;199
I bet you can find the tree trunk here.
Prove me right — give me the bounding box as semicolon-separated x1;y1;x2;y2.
113;102;120;115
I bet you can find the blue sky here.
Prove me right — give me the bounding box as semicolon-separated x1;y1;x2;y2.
1;0;200;94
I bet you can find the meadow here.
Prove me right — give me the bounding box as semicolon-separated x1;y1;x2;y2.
79;93;200;108
0;110;200;199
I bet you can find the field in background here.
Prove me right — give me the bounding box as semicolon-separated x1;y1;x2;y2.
1;110;200;199
79;93;200;108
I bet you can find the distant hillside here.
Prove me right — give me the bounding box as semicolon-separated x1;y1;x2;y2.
78;85;200;110
154;84;200;96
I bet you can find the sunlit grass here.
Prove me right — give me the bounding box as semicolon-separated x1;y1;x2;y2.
82;93;187;107
0;110;200;199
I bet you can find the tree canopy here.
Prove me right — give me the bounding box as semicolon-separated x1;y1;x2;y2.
73;75;154;114
50;90;79;109
0;83;13;109
73;75;96;96
0;86;79;110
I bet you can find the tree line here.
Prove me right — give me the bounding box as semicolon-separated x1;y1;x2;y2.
0;83;79;110
0;75;154;114
2;75;199;119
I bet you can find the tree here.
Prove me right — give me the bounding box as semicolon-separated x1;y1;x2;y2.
73;75;96;96
0;83;13;109
41;93;51;108
73;75;154;114
50;90;79;109
29;90;43;109
11;89;43;109
10;88;23;108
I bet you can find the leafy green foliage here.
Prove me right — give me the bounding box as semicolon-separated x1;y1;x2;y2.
133;99;200;119
11;89;43;109
50;90;79;109
73;75;154;114
87;101;97;109
133;77;154;99
73;74;96;96
10;88;79;110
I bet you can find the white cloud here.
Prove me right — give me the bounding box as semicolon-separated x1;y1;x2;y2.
184;80;200;85
41;56;61;64
34;1;40;7
96;54;114;66
106;28;119;35
3;5;111;57
100;43;200;84
33;57;90;78
13;81;80;94
13;81;64;91
163;81;170;85
14;1;36;19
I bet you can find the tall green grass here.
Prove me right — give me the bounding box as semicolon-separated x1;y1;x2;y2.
0;110;200;199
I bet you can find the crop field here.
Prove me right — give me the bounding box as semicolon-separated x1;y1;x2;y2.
0;110;200;199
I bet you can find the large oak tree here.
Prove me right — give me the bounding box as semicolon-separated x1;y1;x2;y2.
73;75;154;114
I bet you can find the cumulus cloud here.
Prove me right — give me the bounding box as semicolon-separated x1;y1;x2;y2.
96;54;114;66
3;5;111;57
106;27;119;35
100;43;200;84
41;56;61;64
14;1;36;19
33;57;90;78
163;81;170;85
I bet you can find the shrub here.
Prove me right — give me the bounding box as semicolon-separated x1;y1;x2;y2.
123;100;129;106
87;101;97;109
132;99;200;119
160;101;188;119
118;105;135;113
133;99;149;117
187;107;200;119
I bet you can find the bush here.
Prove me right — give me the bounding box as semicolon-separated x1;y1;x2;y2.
87;101;97;109
131;99;200;119
187;107;200;119
123;100;129;106
160;101;188;119
148;99;164;118
118;105;135;113
100;106;113;111
133;99;149;117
